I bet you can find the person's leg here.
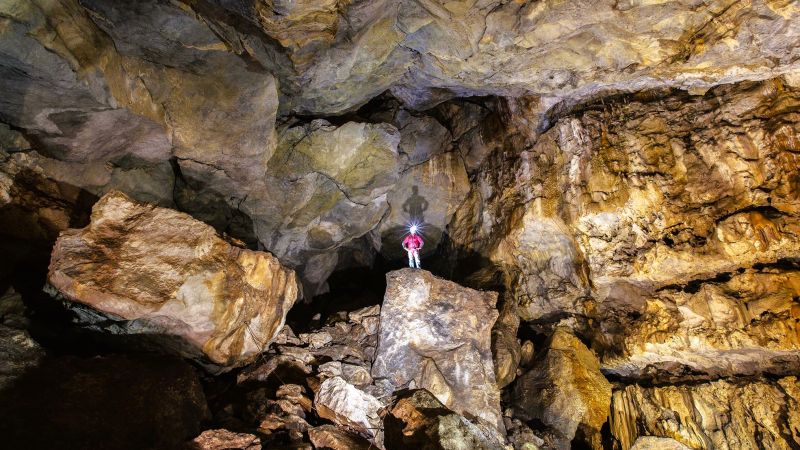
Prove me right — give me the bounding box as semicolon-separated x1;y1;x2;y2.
413;250;421;268
407;250;414;268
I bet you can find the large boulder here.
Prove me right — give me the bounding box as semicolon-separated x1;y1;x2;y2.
47;191;299;369
513;328;612;449
314;376;383;440
383;389;505;450
372;269;504;434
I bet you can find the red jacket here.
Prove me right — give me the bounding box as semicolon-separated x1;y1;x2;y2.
402;234;424;250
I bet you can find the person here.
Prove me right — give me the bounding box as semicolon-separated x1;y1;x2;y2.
402;225;424;269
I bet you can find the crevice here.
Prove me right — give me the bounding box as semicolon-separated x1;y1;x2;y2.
714;204;786;223
657;271;733;294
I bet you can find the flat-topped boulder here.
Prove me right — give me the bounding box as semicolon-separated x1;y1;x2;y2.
47;191;299;369
372;269;503;435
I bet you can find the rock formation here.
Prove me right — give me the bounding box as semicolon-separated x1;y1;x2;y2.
610;377;800;450
513;328;612;449
2;0;800;448
308;424;372;450
187;429;262;450
372;269;504;435
383;389;506;450
47;191;299;369
629;437;691;450
314;376;383;440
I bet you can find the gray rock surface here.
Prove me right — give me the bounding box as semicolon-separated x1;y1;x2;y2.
314;376;383;439
372;269;504;435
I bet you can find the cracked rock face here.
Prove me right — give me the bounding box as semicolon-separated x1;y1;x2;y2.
599;267;800;384
47;191;299;369
450;77;800;322
383;389;506;450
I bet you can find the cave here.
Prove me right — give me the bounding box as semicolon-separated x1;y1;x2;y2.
1;1;799;450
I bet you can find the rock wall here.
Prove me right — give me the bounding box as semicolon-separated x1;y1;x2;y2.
610;377;800;450
447;76;800;449
2;0;800;448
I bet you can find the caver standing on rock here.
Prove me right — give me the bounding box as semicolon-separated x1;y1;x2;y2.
402;225;424;269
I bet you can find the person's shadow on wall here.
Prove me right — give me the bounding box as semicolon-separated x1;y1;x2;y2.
382;185;441;263
402;185;428;223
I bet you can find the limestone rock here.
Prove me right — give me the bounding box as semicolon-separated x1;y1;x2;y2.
610;377;800;450
187;429;261;450
600;269;800;383
629;437;691;450
1;149;174;210
0;0;171;165
80;0;279;186
383;389;506;450
372;269;504;434
348;305;381;335
250;119;401;296
308;424;371;450
239;0;800;116
314;376;383;439
448;77;800;323
505;418;545;450
493;211;592;321
513;328;612;449
492;300;522;389
47;191;299;369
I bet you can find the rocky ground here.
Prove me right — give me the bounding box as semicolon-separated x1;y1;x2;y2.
1;1;799;449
